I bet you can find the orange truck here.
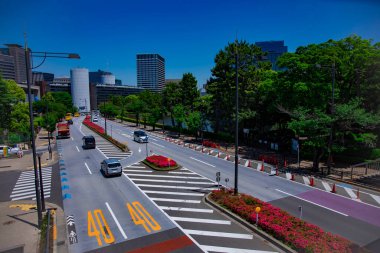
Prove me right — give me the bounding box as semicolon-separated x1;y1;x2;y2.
57;122;70;139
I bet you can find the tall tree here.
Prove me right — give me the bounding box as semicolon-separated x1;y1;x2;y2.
179;73;199;111
162;82;181;126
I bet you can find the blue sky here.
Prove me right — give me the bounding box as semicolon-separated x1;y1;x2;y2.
1;0;379;87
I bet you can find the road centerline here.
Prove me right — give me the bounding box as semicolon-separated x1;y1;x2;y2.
105;202;128;239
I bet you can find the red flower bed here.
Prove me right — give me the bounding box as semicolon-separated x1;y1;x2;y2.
211;190;353;253
202;140;220;149
83;118;105;134
146;155;177;168
258;154;278;165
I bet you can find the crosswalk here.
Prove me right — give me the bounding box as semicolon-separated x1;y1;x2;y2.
96;138;132;160
124;163;277;253
10;167;52;201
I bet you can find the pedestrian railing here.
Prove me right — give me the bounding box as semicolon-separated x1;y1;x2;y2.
348;158;380;179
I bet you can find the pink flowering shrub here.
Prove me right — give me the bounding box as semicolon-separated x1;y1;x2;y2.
210;190;353;253
83;118;105;134
146;155;177;168
202;140;220;149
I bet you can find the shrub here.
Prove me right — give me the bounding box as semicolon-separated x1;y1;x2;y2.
210;190;353;253
146;155;177;167
202;140;220;149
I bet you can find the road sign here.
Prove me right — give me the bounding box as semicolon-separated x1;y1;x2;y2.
216;176;220;182
216;172;220;177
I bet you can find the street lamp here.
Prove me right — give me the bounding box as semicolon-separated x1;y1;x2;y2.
234;42;239;195
25;42;80;229
316;63;335;175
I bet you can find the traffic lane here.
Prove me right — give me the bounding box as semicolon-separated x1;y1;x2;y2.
269;195;380;248
65;120;179;252
85;227;201;253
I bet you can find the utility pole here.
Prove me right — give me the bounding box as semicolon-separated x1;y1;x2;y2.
234;41;239;196
327;63;335;174
25;43;42;229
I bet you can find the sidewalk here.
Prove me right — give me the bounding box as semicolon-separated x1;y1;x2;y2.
0;129;67;253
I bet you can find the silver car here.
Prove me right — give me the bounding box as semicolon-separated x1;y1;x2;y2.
133;130;148;143
101;159;122;177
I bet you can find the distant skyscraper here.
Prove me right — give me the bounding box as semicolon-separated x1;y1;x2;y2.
0;44;31;83
137;54;165;92
0;52;16;80
255;41;288;71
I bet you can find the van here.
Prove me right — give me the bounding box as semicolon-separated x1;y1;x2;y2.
101;159;122;177
133;130;148;143
82;135;96;149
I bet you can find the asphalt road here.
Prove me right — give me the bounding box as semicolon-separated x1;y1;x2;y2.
100;117;380;252
64;117;281;253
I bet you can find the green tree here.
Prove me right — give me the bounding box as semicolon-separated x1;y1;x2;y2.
179;73;200;111
173;104;186;137
276;35;380;171
185;111;202;138
10;103;30;136
126;95;145;126
162;82;181;126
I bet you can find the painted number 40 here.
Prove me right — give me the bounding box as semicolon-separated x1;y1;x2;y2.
88;210;115;246
127;201;161;233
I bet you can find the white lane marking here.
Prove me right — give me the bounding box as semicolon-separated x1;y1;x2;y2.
150;198;200;203
143;190;204;196
84;162;92;175
180;168;189;171
71;137;74;140
201;245;277;253
122;134;132;138
344;187;360;201
13;194;50;201
126;166;146;169
12;185;51;194
275;189;348;216
321;181;332;192
76;146;80;152
11;191;50;198
14;182;52;189
168;171;196;175
79;123;85;136
370;194;380;205
130;178;212;185
150;137;158;141
159;206;213;213
16;176;52;183
151;142;165;148
184;229;253;239
302;176;310;185
124;173;205;180
136;184;202;190
96;147;108;158
122;175;204;250
123;169;152;173
189;157;215;167
105;202;128;239
171;217;231;224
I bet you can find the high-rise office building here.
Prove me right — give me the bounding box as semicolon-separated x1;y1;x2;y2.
1;44;31;83
0;52;16;80
255;41;288;71
137;54;165;92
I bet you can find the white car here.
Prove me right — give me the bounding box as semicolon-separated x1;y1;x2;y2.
93;117;98;122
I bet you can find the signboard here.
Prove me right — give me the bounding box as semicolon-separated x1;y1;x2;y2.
291;139;299;155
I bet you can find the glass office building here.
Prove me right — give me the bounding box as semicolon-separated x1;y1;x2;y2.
137;54;165;92
255;41;288;71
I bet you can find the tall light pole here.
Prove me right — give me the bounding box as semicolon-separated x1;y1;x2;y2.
234;41;239;195
24;39;80;229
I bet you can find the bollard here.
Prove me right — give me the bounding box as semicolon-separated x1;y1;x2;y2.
261;162;265;171
248;160;251;167
356;188;360;200
284;159;287;168
218;152;220;158
276;165;279;176
310;177;314;186
331;183;336;193
291;173;295;181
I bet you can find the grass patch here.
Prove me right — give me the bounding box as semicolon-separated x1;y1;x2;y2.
142;159;180;171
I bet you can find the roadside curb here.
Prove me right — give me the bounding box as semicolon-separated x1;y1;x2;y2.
326;175;380;192
204;193;296;253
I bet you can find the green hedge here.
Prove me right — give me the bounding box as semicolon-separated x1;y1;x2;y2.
83;123;129;152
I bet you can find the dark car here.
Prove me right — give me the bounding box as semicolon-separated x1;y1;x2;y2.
133;130;148;143
82;135;96;149
67;119;73;125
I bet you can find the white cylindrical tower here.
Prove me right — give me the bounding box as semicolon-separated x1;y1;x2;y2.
70;68;90;113
100;74;115;85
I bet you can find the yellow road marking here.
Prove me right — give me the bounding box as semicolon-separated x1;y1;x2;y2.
9;204;36;211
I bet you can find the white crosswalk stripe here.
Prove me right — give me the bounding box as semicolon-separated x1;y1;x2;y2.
10;167;53;201
127;163;267;252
